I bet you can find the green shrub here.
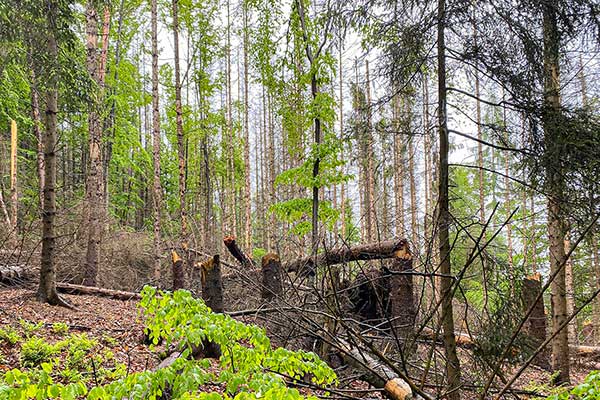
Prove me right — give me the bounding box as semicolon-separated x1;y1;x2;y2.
549;370;600;400
0;326;21;345
51;322;69;336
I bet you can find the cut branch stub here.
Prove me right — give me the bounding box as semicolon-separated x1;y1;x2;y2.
171;249;184;291
261;253;282;300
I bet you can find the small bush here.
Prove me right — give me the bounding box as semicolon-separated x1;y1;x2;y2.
51;322;69;336
0;326;21;345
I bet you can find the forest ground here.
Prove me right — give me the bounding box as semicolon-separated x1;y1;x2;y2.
0;285;595;399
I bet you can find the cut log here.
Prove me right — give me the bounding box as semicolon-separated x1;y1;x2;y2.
56;282;141;301
198;254;223;358
261;253;282;300
224;236;255;269
284;239;409;275
337;338;424;400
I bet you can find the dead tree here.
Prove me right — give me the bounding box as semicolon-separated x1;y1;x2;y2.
224;236;255;269
386;246;416;336
171;250;184;290
522;273;550;369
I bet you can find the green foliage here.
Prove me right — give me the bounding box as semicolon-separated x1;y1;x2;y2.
51;323;69;336
547;370;600;400
0;327;21;346
0;287;336;399
18;320;43;338
19;338;60;368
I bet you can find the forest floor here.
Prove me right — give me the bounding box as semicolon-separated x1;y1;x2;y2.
0;285;594;399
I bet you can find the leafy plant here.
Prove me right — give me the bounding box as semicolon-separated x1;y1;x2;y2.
0;326;21;346
18;319;44;337
548;370;600;400
19;337;60;368
51;323;69;336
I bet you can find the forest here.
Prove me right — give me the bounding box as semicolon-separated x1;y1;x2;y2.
0;0;599;398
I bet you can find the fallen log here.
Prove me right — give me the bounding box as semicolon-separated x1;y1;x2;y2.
56;283;141;301
337;338;424;400
223;236;256;269
284;239;410;274
0;264;28;282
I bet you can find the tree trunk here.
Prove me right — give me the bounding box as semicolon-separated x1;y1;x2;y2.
172;250;185;291
83;1;108;286
437;0;461;397
9;119;17;236
242;2;252;253
29;66;45;211
151;0;162;284
393;91;405;238
37;4;67;306
365;60;377;242
564;238;577;344
542;0;570;384
172;0;188;289
388;247;416;337
199;255;224;358
522;273;550;369
261;253;282;300
223;236;255;269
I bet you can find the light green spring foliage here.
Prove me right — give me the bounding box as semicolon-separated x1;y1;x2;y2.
0;287;336;399
547;370;600;400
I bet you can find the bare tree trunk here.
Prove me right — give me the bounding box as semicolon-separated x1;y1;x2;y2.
37;3;67;306
9;120;17;237
365;60;376;241
408;134;418;247
393;91;405;238
338;39;346;240
242;2;252;253
543;0;570;384
29;67;45;211
437;0;461;397
564;238;577;344
151;0;162;284
225;0;236;237
172;0;187;289
83;1;107;287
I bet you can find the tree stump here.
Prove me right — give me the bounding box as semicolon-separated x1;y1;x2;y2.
387;243;416;336
522;273;550;369
199;254;223;358
171;250;184;290
261;253;282;300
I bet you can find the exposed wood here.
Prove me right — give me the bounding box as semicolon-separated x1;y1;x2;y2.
388;250;416;335
261;253;282;300
0;264;28;282
284;239;410;275
56;282;141;301
337;338;423;400
172;249;184;290
223;236;256;269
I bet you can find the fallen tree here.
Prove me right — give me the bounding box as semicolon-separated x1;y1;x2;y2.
284;239;411;274
223;236;256;269
56;282;141;301
0;264;28;282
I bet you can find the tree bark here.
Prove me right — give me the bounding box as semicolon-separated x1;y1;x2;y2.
172;0;188;286
542;0;570;384
388;248;416;337
151;0;162;284
37;4;68;307
56;282;141;301
261;253;282;300
172;250;184;291
242;2;252;253
436;0;461;397
223;236;255;269
284;239;410;273
9;119;17;236
564;238;577;344
522;273;550;369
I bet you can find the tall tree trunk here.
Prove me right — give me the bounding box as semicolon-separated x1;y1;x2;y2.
542;0;570;384
151;0;162;284
502;95;514;290
408;123;418;247
83;1;107;287
437;0;461;397
393;90;405;238
564;238;577;344
37;1;65;306
29;66;45;211
242;2;252;253
172;0;187;290
9;119;17;236
365;60;376;241
225;0;236;237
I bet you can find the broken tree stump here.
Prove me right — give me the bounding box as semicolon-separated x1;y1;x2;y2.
198;255;223;358
522;273;550;369
386;244;416;335
172;249;184;291
223;236;255;269
284;239;409;276
261;253;282;300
